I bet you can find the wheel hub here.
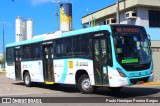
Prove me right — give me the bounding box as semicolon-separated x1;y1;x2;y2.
81;78;91;91
25;75;30;84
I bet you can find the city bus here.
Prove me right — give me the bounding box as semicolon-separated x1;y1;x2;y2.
5;25;153;94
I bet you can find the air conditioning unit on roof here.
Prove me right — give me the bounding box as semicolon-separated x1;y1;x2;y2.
106;18;116;24
125;11;137;19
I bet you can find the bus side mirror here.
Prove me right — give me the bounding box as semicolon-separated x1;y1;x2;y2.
149;39;151;46
147;34;151;46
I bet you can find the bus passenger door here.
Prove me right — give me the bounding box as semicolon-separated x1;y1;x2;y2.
43;45;54;82
93;38;109;85
15;48;22;80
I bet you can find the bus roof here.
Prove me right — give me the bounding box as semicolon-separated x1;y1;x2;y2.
6;25;112;48
6;24;145;48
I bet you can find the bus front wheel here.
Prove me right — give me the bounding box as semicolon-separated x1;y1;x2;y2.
24;72;32;87
78;74;94;94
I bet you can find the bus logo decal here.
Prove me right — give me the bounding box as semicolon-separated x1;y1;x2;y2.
69;61;73;69
75;61;80;67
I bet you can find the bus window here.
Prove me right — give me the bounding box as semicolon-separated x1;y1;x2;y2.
22;45;30;60
114;34;151;65
31;43;41;59
81;35;90;56
73;34;90;57
65;37;72;56
55;37;72;58
107;37;113;66
6;47;14;62
73;36;81;56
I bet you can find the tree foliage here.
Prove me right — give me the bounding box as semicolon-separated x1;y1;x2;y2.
0;54;4;65
0;59;2;64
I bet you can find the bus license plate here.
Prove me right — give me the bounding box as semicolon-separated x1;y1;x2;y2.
137;81;144;84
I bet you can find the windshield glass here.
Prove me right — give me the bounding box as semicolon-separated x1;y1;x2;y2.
114;34;151;65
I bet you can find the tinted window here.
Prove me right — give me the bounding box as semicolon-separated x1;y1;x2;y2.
81;35;90;55
73;34;91;57
31;43;41;59
55;37;72;57
55;34;91;58
149;10;160;27
22;45;30;59
6;47;14;62
73;36;81;55
107;37;113;66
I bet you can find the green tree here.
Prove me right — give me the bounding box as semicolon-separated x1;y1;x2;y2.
0;54;5;67
0;59;2;64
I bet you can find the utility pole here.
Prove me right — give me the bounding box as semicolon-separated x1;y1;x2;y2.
116;0;120;24
52;0;61;31
0;22;6;68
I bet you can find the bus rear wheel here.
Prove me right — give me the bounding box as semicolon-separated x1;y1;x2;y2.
78;74;94;94
24;72;32;87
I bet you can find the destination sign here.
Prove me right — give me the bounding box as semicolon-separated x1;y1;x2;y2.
112;26;145;33
116;27;140;33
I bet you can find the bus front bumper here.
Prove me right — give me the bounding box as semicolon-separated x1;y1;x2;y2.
109;73;154;87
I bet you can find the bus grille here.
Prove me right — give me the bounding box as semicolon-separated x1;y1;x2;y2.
130;77;149;85
120;63;151;71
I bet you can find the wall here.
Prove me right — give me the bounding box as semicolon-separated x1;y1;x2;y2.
120;7;149;26
147;29;160;81
151;46;160;81
92;7;150;27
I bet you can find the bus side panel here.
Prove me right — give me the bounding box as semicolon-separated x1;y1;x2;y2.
54;59;95;85
5;63;16;80
54;59;75;84
21;60;44;82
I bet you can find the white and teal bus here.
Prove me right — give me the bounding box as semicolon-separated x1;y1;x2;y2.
6;25;153;94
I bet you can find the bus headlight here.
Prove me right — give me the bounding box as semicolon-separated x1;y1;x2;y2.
117;68;126;77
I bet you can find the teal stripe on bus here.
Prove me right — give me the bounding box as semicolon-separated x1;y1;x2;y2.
60;60;69;83
60;25;112;37
6;37;45;47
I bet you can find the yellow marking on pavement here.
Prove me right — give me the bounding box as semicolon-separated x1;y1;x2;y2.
143;82;160;85
0;70;5;73
45;82;54;84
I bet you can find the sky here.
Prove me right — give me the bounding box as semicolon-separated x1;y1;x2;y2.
0;0;116;53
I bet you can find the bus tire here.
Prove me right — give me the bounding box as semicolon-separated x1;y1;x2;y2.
24;72;32;87
108;87;122;92
78;74;94;94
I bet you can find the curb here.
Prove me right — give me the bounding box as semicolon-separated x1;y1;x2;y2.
143;82;160;85
0;70;6;73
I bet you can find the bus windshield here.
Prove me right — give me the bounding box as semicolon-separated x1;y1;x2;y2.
114;34;151;66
